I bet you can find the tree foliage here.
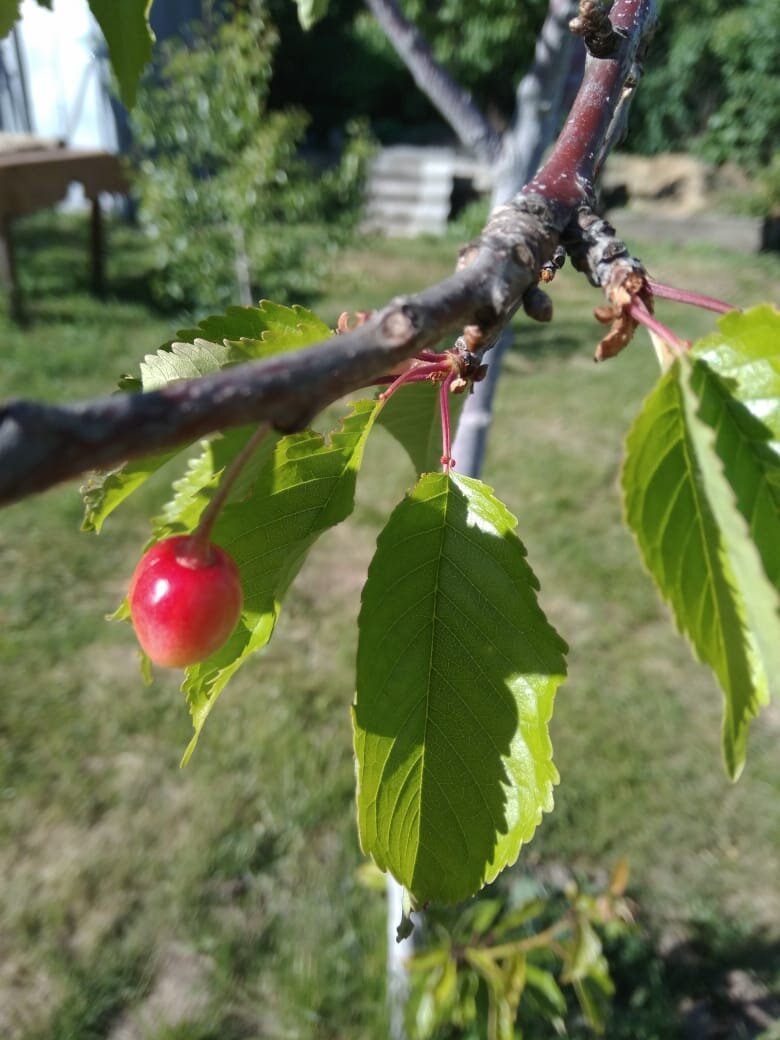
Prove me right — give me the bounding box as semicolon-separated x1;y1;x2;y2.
131;0;370;310
351;0;550;120
4;0;775;172
626;0;780;170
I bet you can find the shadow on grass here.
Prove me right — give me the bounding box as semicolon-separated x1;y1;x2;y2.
31;939;152;1040
8;211;172;325
660;916;780;1040
8;210;330;330
503;318;599;365
550;909;780;1040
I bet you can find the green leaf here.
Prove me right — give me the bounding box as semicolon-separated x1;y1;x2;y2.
466;947;524;1040
573;978;607;1034
622;360;772;779
565;918;613;1032
562;918;603;983
179;399;380;762
464;948;505;993
694;305;780;441
492;898;548;937
459;898;503;937
89;0;155;109
81;448;180;533
524;964;566;1016
175;301;332;360
139;338;239;392
623;306;780;777
0;0;21;38
378;382;467;475
432;955;458;1017
408;947;451;975
117;373;143;392
294;0;329;30
354;472;567;905
682;355;780;700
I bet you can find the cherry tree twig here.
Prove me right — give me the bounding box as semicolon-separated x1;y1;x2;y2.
0;0;658;508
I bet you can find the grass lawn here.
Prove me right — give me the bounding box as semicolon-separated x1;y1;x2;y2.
1;214;779;1038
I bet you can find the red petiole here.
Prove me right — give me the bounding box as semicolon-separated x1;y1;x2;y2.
439;369;457;473
648;279;736;315
628;298;689;357
186;421;271;559
378;360;453;402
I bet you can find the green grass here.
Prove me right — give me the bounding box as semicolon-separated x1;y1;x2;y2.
1;213;779;1038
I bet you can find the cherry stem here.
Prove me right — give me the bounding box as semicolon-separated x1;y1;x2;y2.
189;422;272;556
439;369;456;473
378;361;450;402
628;298;688;356
647;279;736;315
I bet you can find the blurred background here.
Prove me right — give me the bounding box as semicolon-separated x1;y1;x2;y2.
1;0;778;1037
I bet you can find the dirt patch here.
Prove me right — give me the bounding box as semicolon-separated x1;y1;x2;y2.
109;942;214;1040
0;948;63;1040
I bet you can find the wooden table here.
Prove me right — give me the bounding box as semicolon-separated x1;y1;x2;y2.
0;143;129;319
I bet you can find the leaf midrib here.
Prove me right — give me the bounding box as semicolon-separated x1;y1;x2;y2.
417;480;448;882
675;374;737;683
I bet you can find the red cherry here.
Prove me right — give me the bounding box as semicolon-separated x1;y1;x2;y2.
129;535;243;668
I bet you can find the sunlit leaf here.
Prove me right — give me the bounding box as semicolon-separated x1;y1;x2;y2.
562;917;603;983
524;964;566;1016
294;0;329;30
681;356;780;715
139;339;239;391
176;300;332;360
694;305;780;440
622;309;780;778
354;472;567;904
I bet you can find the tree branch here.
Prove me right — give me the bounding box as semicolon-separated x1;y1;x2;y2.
492;0;579;205
570;0;625;58
0;0;658;508
526;0;656;207
363;0;500;161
